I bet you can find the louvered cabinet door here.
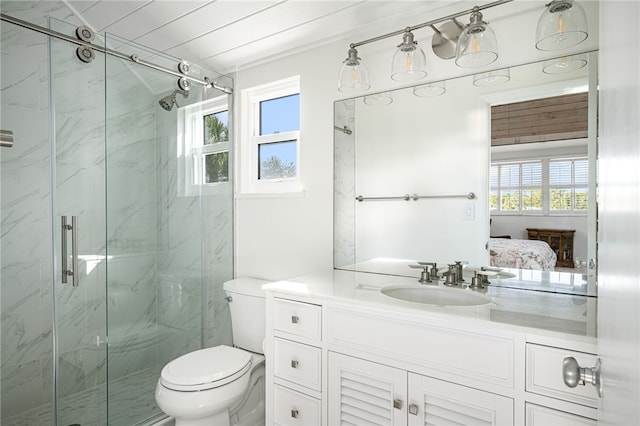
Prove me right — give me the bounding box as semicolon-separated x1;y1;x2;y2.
328;352;408;426
407;373;514;426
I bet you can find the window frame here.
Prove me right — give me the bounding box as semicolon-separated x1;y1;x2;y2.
491;156;588;216
239;76;302;195
178;95;230;197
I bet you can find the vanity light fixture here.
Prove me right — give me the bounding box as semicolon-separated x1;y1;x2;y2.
391;30;428;82
535;0;588;51
337;0;513;92
413;80;446;97
542;53;587;74
455;7;499;68
473;68;510;86
430;20;465;60
338;46;371;92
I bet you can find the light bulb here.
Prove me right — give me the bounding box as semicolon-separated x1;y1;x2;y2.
557;14;566;34
351;67;359;84
405;53;413;72
558;56;569;68
471;37;479;54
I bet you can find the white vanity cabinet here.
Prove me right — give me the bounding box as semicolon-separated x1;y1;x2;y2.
267;298;323;426
328;351;514;426
264;281;598;426
523;341;599;426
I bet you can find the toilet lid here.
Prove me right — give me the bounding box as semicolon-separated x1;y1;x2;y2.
160;345;251;390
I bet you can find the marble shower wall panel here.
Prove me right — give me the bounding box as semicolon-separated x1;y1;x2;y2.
204;199;234;348
334;98;356;268
0;19;54;419
0;1;80;27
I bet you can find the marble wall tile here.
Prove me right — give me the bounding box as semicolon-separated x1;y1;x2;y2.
1;358;45;418
1;1;80;25
334;98;356;268
1;260;53;366
57;345;107;398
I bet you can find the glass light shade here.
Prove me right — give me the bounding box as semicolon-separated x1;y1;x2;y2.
338;47;370;92
391;31;427;82
473;68;510;86
455;11;499;68
536;0;588;51
542;54;587;74
363;92;393;106
413;81;446;97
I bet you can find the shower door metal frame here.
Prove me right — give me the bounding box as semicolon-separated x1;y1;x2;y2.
0;13;232;95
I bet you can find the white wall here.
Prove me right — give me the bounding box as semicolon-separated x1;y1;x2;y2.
233;43;338;280
233;1;600;281
597;1;640;424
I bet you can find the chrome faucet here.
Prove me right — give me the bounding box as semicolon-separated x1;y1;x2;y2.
443;264;458;286
410;262;438;284
454;261;465;284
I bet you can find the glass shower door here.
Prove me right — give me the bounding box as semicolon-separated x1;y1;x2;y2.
50;18;108;426
1;19;56;426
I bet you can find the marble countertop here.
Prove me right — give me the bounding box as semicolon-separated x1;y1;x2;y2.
264;268;597;343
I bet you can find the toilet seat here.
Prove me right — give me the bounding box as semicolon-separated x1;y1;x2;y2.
160;345;252;392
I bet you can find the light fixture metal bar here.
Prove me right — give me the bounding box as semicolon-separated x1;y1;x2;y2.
350;0;513;49
0;13;232;94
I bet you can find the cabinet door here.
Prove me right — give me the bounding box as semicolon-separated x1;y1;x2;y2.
407;373;513;426
328;352;407;426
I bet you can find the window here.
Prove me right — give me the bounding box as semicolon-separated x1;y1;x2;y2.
491;157;588;215
204;110;229;183
240;76;301;194
179;95;229;196
549;158;589;212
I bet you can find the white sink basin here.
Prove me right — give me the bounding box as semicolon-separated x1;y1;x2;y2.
380;285;492;307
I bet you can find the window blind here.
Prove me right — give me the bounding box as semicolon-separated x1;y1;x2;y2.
491;93;588;146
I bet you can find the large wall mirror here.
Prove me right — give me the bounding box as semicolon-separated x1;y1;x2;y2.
334;50;598;297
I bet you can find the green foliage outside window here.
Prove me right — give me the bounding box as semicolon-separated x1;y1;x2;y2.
205;113;228;144
260;156;296;179
203;112;229;182
205;152;228;183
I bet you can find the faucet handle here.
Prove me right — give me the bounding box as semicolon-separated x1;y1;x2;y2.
410;263;432;283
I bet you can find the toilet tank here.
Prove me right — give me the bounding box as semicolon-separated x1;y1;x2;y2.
223;278;269;354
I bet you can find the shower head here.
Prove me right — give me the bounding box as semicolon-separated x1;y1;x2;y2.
158;89;189;111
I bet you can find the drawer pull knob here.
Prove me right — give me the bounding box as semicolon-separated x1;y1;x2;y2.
291;360;299;368
291;409;299;418
393;398;403;410
408;404;419;415
562;356;602;397
291;315;299;324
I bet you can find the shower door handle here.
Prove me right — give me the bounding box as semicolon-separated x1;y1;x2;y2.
61;216;79;287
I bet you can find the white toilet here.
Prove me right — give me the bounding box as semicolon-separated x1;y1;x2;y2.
155;278;268;426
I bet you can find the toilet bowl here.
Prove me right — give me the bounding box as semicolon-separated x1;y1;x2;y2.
154;278;269;426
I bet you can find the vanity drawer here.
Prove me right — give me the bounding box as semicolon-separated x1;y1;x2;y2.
274;338;322;391
526;403;596;426
274;384;321;426
273;298;321;341
526;344;599;408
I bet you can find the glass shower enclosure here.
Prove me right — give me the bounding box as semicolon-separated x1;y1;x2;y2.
1;7;234;426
